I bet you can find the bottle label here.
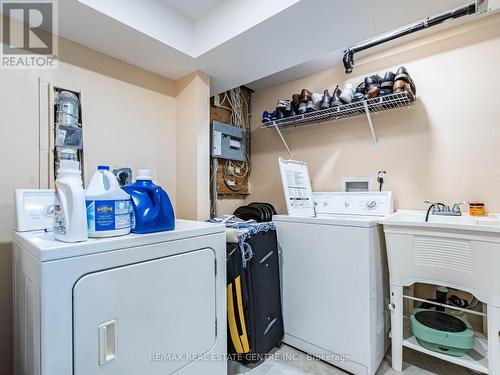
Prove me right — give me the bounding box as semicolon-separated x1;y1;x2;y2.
86;199;132;232
53;191;66;235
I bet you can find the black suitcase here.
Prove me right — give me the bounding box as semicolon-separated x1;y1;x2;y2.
226;229;284;362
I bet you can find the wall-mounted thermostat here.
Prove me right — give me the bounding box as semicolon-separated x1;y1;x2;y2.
211;121;246;161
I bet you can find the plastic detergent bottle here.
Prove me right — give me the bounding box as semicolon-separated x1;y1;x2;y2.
122;169;175;233
53;160;88;242
85;166;132;237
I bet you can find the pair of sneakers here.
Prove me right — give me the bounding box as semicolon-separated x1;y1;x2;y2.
262;109;286;123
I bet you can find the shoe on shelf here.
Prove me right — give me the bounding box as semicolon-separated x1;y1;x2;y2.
306;99;315;113
292;93;301;108
364;75;382;90
395;66;416;95
405;84;416;101
393;80;415;101
379;88;393;96
393;79;406;91
300;89;312;103
320;89;331;110
262;111;272;123
270;110;278;121
394;77;416;94
352;82;366;102
394;66;410;82
339;83;354;104
352;92;365;102
365;86;380;99
311;93;322;110
330;85;343;107
276;99;290;110
381;71;395;89
284;100;295;117
297;101;307;115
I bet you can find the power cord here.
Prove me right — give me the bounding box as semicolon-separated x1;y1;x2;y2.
377;171;386;192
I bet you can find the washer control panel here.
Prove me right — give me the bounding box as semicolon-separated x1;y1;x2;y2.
313;192;393;217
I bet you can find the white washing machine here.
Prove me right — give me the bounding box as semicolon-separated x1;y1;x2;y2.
13;220;227;375
273;192;393;375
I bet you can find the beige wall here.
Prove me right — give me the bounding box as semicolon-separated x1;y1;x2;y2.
249;13;500;214
175;72;211;220
0;17;210;375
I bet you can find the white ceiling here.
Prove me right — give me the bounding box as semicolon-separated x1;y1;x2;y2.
45;0;482;94
162;0;223;21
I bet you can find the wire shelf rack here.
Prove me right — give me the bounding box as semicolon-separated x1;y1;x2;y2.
261;91;414;129
261;91;415;155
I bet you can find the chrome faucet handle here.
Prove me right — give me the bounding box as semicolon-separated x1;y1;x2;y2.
452;202;467;213
424;201;444;212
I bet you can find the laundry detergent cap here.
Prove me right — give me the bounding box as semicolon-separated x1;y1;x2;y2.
136;169;152;181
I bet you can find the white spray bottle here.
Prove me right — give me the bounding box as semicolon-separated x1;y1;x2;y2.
53;160;88;242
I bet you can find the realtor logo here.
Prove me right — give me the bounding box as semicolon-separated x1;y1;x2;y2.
1;1;57;68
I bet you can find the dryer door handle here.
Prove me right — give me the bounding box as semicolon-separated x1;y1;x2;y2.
99;320;117;366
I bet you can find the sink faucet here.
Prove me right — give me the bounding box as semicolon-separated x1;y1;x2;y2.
424;201;466;222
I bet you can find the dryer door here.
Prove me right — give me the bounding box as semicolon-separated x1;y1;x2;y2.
73;248;217;375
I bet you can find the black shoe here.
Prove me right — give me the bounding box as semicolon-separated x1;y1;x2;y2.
365;75;382;90
352;82;366;102
395;66;416;94
330;85;343;107
394;66;410;82
320;89;331;110
381;71;395;89
379;88;393;96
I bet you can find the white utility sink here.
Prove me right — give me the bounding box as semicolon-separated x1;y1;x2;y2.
381;209;500;375
381;209;500;233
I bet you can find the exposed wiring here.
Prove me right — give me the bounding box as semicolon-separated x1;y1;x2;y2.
215;87;252;192
222;159;249;192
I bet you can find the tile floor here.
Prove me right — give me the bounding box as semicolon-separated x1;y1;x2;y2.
228;345;476;375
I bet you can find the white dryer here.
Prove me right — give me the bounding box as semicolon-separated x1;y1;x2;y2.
273;192;393;375
13;220;227;375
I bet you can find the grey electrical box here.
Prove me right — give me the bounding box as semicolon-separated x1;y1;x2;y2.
211;121;246;161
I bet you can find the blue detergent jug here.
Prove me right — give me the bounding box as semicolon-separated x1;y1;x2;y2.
122;169;175;233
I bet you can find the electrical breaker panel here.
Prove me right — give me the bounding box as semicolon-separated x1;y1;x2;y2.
211;121;246;161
